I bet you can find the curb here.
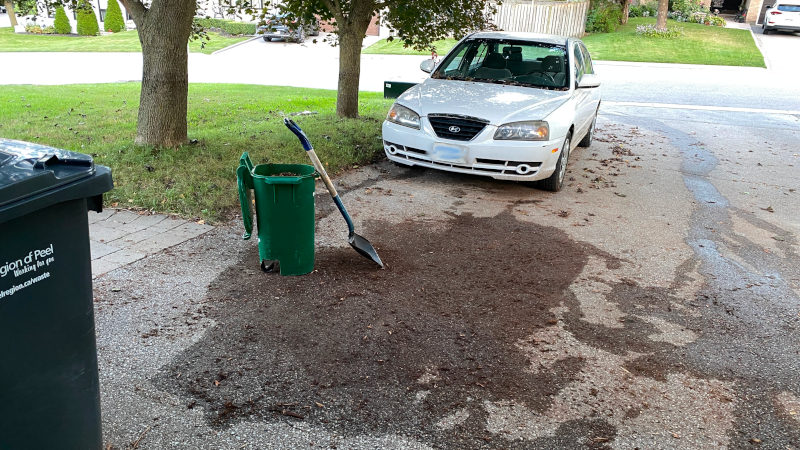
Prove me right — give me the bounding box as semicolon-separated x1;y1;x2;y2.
747;24;771;70
594;60;767;70
211;35;261;55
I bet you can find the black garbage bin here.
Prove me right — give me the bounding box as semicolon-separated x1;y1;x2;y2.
0;139;113;449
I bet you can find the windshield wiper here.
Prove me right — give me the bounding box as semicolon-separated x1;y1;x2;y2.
466;77;515;85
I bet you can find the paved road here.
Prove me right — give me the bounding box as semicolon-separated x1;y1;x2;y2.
3;24;800;449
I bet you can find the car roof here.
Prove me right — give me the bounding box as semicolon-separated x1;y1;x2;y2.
465;31;571;46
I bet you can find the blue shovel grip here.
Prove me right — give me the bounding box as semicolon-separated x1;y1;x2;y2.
284;118;313;151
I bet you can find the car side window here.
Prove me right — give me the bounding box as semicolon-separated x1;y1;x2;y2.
468;42;490;74
579;43;594;75
572;44;585;85
439;45;470;77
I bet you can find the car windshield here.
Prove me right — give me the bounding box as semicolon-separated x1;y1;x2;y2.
431;38;569;90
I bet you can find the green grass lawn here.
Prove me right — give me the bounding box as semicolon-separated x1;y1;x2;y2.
0;27;249;54
364;19;764;67
582;17;765;67
0;84;393;222
362;38;459;55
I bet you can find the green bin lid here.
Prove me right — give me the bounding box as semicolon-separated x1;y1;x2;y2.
0;139;96;208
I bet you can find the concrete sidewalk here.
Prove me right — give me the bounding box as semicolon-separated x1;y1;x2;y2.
89;209;213;278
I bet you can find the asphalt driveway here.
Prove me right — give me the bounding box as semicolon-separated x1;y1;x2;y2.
94;101;800;448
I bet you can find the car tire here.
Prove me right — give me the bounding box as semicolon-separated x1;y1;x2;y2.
295;28;305;43
263;36;270;41
763;25;770;35
578;114;596;148
540;133;571;192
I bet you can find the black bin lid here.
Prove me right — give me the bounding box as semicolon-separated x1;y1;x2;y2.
0;139;96;208
0;139;113;224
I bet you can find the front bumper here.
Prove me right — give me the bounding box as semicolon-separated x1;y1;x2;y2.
260;27;294;40
381;119;566;181
765;21;800;31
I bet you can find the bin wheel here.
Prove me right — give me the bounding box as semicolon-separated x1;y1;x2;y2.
261;260;279;273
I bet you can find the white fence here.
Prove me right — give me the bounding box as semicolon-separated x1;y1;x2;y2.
490;0;590;37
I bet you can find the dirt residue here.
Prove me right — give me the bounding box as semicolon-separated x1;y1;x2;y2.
156;211;626;447
154;208;746;448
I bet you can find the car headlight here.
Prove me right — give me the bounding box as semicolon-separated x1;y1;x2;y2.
494;121;549;141
386;104;421;129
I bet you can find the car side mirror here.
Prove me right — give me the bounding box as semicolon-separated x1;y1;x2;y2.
577;73;601;89
420;59;435;74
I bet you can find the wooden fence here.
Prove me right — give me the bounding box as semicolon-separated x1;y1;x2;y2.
490;0;590;37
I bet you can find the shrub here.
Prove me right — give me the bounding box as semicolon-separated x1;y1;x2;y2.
636;24;684;37
76;0;100;36
53;6;72;34
689;11;707;22
671;0;708;18
629;1;657;17
24;24;43;33
668;10;688;21
103;0;125;32
707;15;725;26
42;25;56;34
585;1;623;33
194;18;256;36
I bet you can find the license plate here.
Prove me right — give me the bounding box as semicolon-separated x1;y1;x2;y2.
431;144;467;164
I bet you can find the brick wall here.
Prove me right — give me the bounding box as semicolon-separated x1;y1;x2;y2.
318;13;380;35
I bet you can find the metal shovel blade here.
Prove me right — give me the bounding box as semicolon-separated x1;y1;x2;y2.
349;232;384;268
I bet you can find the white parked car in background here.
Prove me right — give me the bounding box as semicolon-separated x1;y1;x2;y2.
382;32;601;191
763;0;800;34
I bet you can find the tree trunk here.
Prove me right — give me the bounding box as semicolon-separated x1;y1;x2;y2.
4;1;18;27
656;0;669;29
130;0;196;147
621;0;630;24
336;27;363;118
333;0;374;119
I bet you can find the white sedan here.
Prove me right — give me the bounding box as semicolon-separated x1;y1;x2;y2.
763;0;800;34
382;32;601;191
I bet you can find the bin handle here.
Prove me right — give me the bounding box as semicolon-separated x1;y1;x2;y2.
264;177;304;185
237;152;255;240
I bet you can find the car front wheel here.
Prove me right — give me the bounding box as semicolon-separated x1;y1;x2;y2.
294;28;305;43
578;114;596;148
541;133;571;192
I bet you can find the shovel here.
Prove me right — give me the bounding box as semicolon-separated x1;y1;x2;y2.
284;118;384;269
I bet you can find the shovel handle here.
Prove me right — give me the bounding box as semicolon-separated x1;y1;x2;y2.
284;118;354;235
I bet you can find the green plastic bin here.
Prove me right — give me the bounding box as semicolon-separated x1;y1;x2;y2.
237;152;316;276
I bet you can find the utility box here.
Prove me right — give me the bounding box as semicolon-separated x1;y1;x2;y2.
0;139;113;449
384;81;418;99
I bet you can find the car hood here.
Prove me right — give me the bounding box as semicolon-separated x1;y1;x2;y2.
396;78;570;125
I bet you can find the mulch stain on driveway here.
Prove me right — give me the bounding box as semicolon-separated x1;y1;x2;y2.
155;206;797;447
156;210;630;447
